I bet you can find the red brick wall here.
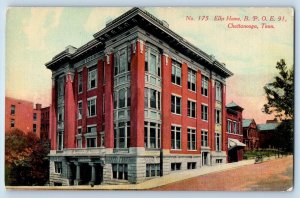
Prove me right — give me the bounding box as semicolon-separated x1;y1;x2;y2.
5;97;41;138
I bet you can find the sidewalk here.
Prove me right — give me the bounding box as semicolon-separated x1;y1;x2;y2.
8;158;258;190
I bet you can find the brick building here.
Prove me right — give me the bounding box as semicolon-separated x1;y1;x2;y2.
45;7;233;186
242;119;259;150
226;102;245;163
257;120;280;149
5;96;42;138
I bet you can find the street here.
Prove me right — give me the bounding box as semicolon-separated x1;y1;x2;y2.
151;156;293;191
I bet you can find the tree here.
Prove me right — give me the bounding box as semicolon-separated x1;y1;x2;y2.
263;59;294;120
5;129;49;186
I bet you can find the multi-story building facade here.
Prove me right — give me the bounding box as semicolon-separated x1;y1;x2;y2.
243;119;259;150
5;96;42;138
226;102;245;163
45;7;233;186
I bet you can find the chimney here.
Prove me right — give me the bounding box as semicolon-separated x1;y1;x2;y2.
36;103;42;110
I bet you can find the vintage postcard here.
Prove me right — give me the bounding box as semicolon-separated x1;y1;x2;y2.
5;7;294;191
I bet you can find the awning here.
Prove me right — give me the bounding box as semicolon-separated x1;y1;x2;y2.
228;138;246;150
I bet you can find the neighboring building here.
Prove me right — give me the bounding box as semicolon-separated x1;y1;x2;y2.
226;102;245;163
45;7;233;186
5;96;42;138
242;119;259;150
41;106;50;141
257;121;280;149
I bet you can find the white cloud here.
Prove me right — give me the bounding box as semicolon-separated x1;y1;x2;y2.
22;8;63;50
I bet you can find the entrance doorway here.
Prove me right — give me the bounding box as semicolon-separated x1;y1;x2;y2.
202;152;209;166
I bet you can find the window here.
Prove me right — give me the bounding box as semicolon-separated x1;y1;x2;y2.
114;48;129;76
171;61;181;85
57;131;63;151
114;122;130;148
33;124;37;133
201;75;208;96
114;88;130;109
77;139;82;148
77;127;82;134
216;159;223;164
233;121;237;134
58;107;64;122
87;125;97;133
188;68;196;91
187;162;196;170
201;105;208;121
144;88;161;110
215;109;221;124
201;130;208;147
145;51;161;76
58;78;64;97
188;128;196;150
78;72;83;93
144;122;161;149
87;138;96;148
100;133;105;147
227;120;232;133
112;164;128;180
171;163;181;171
78;101;82;119
33;113;37;121
54;162;62;174
215;133;222;151
146;164;160;177
216;81;222;101
87;97;96;117
88;66;97;90
187;100;196;118
10;119;15;128
171;95;181;115
11;105;15;115
171;125;181;149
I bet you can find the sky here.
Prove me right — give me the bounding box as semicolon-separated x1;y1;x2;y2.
5;7;294;124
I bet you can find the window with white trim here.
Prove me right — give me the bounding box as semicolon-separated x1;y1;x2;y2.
171;61;181;85
215;133;222;151
171;95;181;115
171;125;181;149
10;119;15;128
145;50;161;77
114;48;130;76
77;127;82;134
233;121;237;134
146;164;160;177
33;113;37;121
78;72;83;93
87;125;97;133
201;104;208;121
86;138;96;148
201;75;208;96
188;128;196;150
187;100;196;118
114;121;130;148
78;101;82;119
58;78;64;97
77;139;82;148
188;68;196;91
144;122;161;149
88;66;97;90
112;164;128;180
33;124;37;133
216;81;222;101
114;87;130;109
187;162;196;169
215;109;222;124
57;131;63;151
57;107;64;122
201;130;208;147
227;120;232;133
87;97;96;117
144;88;161;110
